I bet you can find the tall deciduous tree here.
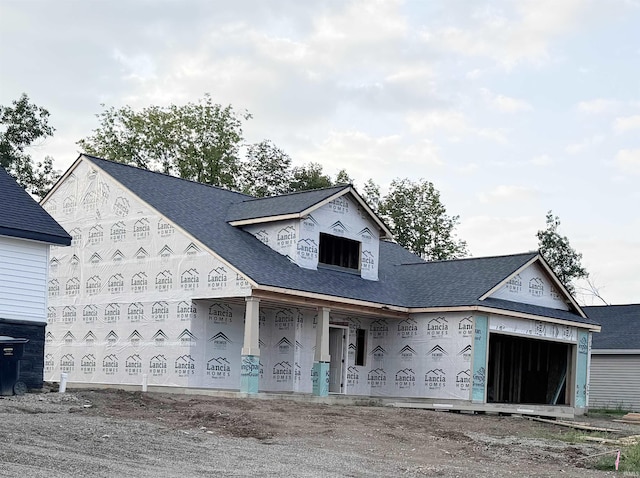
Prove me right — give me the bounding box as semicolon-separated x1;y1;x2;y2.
537;211;588;293
240;140;292;197
378;178;468;261
0;93;59;199
78;94;251;189
288;162;333;192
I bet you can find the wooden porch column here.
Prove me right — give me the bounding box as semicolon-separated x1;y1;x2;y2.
240;297;260;394
312;307;330;396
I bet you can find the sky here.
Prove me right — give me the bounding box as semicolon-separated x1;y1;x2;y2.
1;0;638;305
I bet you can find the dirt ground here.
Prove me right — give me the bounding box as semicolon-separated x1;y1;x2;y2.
1;388;638;477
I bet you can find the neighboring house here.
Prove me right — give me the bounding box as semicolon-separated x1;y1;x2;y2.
0;167;71;390
41;154;600;416
584;304;640;411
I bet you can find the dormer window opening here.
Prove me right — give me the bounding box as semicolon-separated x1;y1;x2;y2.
319;233;360;270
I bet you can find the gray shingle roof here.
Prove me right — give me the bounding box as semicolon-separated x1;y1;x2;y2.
84;155;593;325
227;186;349;222
584;305;640;350
0;167;71;246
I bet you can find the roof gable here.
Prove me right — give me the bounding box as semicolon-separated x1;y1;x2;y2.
0;166;71;245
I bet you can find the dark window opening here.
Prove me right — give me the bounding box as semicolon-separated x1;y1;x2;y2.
354;329;366;366
319;233;360;270
487;334;569;405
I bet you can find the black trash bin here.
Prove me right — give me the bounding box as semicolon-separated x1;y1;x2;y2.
0;336;29;396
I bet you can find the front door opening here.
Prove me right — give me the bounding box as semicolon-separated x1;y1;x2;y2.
487;334;569;405
329;326;348;394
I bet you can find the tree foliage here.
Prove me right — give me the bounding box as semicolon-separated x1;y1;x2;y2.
0;93;59;198
240;140;292;197
537;211;588;293
378;178;468;261
78;94;251;189
288;162;334;192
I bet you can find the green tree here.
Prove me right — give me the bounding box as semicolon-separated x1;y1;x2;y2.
537;211;588;293
288;162;333;192
0;93;59;198
379;178;468;260
334;169;353;185
240;140;292;197
362;178;382;213
78;94;251;189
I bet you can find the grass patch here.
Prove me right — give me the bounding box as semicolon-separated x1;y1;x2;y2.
593;443;640;473
588;406;630;418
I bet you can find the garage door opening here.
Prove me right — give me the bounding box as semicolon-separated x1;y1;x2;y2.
487;334;569;405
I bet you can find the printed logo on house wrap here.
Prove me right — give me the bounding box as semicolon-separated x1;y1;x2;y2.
426;317;449;338
105;331;118;346
44;199;57;214
80;354;95;374
361;250;375;271
103;303;119;323
69;228;81;247
534;321;546;336
125;354;142;375
66;277;80;296
159;245;173;262
254;229;269;244
47;307;56;323
427;344;448;362
330;196;349;214
135;248;149;262
152;330;168;346
178;329;197;346
207;267;227;290
398;345;417;362
133;218;150;239
275;337;292;355
113;197;130;216
425;369;446;389
150;355;167;376
296;238;318;261
358;227;373;243
397;318;418;338
458;345;472;362
88;225;104;245
111;250;124;263
128;330;142;346
347;366;360;386
184;243;201;256
207;357;231;379
456;370;471;391
128;302;144;322
48;279;60;297
49;257;59;272
177;301;196;321
82;191;98;212
107;274;124;294
181;268;199;290
241;356;260;378
550;285;561;301
45;354;55;373
395;369;415;389
506;274;522;293
578;336;588;355
329;220;347;235
157;218;174;237
273;361;292;383
367;368;386;388
131;272;148;293
89;252;103;266
529;278;544;297
458;316;473;337
152;301;169;322
155;271;172;292
473;366;485;388
209;332;232;350
83;332;96;346
277;226;296;247
370;345;386;361
208;303;233;324
275;309;295;330
63;331;75;345
82;305;98;324
348;343;356;359
62;196;76;215
175;355;195;376
302;215;318;231
235;273;250;289
110;221;126;242
62;306;76;323
103;354;119;375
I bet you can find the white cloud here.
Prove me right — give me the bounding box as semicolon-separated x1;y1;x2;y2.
459;215;539;257
530;154;553;166
478;185;537;204
615;149;640;174
613;115;640;134
480;88;533;113
576;98;620;114
406;110;508;143
565;134;605;154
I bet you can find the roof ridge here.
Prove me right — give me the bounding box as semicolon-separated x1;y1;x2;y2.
82;153;253;198
233;184;351;204
396;251;538;266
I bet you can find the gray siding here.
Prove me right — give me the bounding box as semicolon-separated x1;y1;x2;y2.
589;354;640;411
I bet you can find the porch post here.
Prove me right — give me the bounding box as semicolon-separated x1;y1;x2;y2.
312;307;331;396
240;297;260;394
